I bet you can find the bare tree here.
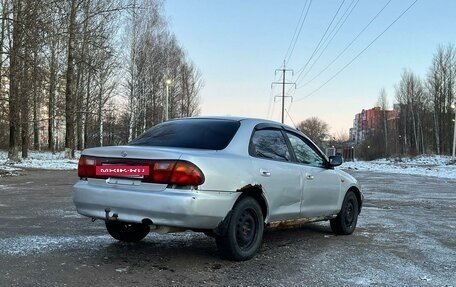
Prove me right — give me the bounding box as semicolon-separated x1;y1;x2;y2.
121;1;202;143
297;117;329;148
7;0;23;161
333;129;349;143
395;70;427;155
46;16;62;152
0;0;11;149
178;61;203;117
377;88;389;156
426;44;456;155
1;0;202;157
63;0;77;158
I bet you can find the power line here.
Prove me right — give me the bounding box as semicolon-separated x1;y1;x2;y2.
297;0;359;84
294;0;346;84
266;87;274;119
295;0;419;102
267;71;285;119
286;0;354;96
284;0;312;66
283;0;307;62
285;108;297;128
299;0;393;88
270;98;277;120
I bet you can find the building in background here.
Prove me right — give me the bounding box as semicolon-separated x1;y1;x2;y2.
350;107;397;144
344;106;399;160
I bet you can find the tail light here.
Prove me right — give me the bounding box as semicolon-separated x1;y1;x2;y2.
78;155;204;186
169;161;204;186
78;156;101;178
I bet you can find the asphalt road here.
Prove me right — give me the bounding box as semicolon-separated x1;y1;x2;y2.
0;169;455;287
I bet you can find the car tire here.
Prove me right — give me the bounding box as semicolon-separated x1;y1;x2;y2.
330;191;359;235
105;221;150;242
215;196;264;261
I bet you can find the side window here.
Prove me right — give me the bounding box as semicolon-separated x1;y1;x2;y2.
286;132;324;167
250;129;291;162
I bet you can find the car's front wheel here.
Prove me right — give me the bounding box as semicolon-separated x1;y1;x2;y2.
216;196;264;261
105;221;150;242
330;191;359;235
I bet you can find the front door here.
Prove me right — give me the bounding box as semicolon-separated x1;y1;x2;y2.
285;132;340;217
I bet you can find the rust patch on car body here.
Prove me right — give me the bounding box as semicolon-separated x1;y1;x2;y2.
267;215;336;229
236;184;262;192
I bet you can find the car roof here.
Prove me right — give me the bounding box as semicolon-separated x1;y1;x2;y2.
173;116;296;130
155;116;326;159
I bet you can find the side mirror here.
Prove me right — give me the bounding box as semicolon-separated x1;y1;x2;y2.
328;155;342;167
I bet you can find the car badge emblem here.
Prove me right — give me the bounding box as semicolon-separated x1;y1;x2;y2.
121;151;127;158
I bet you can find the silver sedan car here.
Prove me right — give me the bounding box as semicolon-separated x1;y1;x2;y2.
72;117;363;260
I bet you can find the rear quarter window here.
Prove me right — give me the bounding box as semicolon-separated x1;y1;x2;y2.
129;119;240;150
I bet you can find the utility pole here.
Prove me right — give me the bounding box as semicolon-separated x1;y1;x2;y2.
272;63;295;123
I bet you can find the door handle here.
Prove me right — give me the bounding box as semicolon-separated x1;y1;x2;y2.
306;174;314;180
260;169;271;177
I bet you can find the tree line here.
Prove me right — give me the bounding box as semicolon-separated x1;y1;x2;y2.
0;0;203;161
360;44;455;159
294;45;455;160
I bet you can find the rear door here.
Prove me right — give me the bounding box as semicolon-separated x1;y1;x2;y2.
249;128;303;221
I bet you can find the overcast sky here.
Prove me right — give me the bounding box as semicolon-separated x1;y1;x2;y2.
164;0;455;135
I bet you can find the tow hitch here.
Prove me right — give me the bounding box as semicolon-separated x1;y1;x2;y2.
104;208;118;221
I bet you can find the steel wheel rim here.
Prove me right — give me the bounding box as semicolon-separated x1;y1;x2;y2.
344;199;355;227
235;208;258;250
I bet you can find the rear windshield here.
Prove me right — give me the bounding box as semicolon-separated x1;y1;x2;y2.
129;119;241;150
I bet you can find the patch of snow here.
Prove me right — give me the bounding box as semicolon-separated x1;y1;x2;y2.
0;150;80;172
115;267;129;273
1;150;455;179
0;232;205;256
0;184;14;190
341;155;456;179
0;235;111;256
0;165;21;172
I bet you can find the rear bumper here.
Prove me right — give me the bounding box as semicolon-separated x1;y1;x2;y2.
72;180;240;229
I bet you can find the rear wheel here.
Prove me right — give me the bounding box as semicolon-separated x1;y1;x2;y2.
330;191;359;235
105;221;150;242
216;197;264;261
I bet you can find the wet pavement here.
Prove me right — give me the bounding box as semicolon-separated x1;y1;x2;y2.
0;169;455;287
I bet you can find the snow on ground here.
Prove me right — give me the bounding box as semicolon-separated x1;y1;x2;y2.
0;150;455;179
0;232;206;256
0;150;80;175
341;155;456;179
